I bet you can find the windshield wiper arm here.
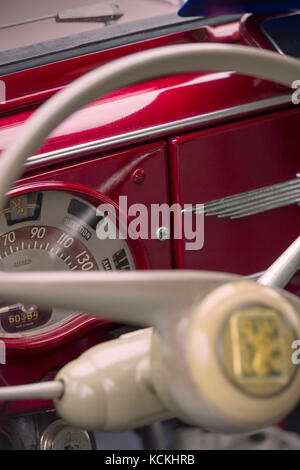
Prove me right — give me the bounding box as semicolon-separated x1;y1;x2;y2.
0;2;123;31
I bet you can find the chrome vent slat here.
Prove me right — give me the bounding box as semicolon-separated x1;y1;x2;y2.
228;193;300;219
186;175;300;219
205;178;300;214
209;190;300;218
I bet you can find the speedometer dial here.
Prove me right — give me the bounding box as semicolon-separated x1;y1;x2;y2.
0;189;135;338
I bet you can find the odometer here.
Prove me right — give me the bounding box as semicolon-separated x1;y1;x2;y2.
0;190;135;337
0;304;52;334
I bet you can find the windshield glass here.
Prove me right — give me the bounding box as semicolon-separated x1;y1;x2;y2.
0;0;184;52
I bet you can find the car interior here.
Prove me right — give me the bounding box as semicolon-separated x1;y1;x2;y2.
0;0;299;451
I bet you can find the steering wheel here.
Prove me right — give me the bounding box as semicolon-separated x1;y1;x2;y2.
0;43;299;434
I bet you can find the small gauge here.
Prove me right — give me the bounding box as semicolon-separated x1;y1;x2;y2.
0;190;136;338
0;303;52;334
3;192;42;226
39;419;94;450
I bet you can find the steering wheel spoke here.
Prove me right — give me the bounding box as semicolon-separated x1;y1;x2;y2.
0;270;239;330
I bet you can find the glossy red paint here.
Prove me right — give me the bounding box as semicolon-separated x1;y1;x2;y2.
0;17;290;168
239;12;300;55
239;13;293;93
1;21;241;105
239;13;278;51
0;74;284;165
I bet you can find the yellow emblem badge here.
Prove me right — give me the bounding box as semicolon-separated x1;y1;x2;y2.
221;304;296;397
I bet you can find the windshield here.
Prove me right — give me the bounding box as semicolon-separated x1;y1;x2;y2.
0;0;184;52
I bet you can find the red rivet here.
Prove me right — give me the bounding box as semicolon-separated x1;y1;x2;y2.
133;169;145;184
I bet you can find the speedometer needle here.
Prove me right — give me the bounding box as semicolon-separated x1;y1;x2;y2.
0;303;24;315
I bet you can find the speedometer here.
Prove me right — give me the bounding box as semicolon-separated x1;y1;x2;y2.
0;187;136;338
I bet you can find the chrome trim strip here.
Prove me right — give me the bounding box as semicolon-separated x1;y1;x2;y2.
185;174;300;219
25;94;292;168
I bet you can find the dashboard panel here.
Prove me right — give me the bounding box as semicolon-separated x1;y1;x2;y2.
170;107;300;274
0;141;171;417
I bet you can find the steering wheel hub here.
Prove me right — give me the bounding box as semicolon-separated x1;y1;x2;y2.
221;303;296;398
